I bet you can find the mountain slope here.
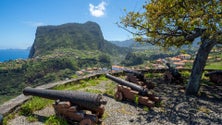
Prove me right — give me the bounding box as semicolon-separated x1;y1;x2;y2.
30;21;128;58
29;21;106;58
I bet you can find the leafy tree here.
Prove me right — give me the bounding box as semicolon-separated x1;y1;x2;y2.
119;0;222;95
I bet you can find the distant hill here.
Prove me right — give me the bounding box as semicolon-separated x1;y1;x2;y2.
110;38;200;50
29;21;128;58
109;39;135;47
109;39;158;49
0;48;30;62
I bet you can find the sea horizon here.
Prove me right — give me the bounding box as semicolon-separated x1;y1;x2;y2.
0;49;29;62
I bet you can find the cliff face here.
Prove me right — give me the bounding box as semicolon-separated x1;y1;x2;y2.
29;21;105;58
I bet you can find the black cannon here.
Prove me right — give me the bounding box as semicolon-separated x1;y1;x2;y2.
23;87;107;124
123;69;145;81
123;69;154;89
106;74;160;107
164;63;183;84
106;74;148;96
0;114;3;125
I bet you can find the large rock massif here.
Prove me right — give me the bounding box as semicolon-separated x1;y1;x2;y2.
29;21;128;58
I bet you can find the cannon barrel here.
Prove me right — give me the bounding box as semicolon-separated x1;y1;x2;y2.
123;69;144;80
23;87;107;111
106;74;148;96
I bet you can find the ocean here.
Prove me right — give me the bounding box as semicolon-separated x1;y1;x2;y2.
0;49;29;62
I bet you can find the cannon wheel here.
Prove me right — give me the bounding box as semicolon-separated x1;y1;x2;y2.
80;118;94;125
115;91;123;101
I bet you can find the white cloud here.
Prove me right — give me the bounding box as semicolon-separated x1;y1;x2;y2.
89;1;107;17
23;21;45;27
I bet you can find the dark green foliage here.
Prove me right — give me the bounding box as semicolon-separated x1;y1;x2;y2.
148;53;176;61
23;58;77;84
121;52;144;66
98;54;111;68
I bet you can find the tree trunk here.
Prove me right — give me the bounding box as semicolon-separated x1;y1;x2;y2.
186;38;217;95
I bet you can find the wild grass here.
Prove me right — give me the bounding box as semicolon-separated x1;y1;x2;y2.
104;82;116;96
45;115;69;125
205;62;222;69
27;115;38;122
3;113;16;125
19;97;53;116
85;88;103;94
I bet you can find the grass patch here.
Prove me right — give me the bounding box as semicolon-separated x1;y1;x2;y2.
134;95;139;105
71;74;78;79
104;82;116;96
144;73;154;78
205;62;222;69
3;113;16;125
144;73;162;79
53;75;105;91
45;115;69;125
181;71;190;79
19;97;53;116
143;106;149;112
85;88;103;94
27;115;38;122
102;112;110;120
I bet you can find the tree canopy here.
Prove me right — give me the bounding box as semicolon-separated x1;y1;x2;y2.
120;0;222;47
120;0;222;95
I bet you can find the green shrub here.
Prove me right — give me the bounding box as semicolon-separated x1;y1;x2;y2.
45;115;69;125
134;95;139;105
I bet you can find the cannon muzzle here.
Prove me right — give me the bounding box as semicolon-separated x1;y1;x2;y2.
23;87;107;112
106;74;148;96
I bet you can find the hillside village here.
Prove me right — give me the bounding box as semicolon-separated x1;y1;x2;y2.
76;47;222;76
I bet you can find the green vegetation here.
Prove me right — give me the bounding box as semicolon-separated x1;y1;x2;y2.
121;52;144;66
0;58;76;104
45;115;69;125
119;0;222;95
206;63;222;69
27;115;38;122
19;97;53;116
134;95;139;105
143;106;149;112
104;82;116;96
3;113;16;125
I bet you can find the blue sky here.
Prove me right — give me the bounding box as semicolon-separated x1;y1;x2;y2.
0;0;145;49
